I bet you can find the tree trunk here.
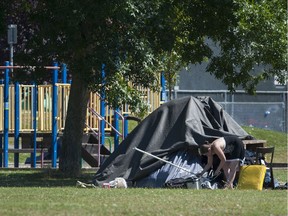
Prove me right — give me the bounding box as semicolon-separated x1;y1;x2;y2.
59;73;89;177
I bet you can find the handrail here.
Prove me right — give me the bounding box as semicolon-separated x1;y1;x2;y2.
0;65;60;70
86;106;126;165
85;123;100;137
88;107;123;138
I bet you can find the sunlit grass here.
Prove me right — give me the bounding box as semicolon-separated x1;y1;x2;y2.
0;182;287;216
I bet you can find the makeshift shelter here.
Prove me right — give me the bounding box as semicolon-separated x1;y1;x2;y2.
93;96;252;188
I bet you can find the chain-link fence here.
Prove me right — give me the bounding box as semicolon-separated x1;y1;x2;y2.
172;90;287;133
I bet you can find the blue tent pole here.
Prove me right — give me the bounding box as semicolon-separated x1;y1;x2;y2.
100;64;106;146
32;82;37;168
51;62;58;168
3;61;10;167
14;81;20;167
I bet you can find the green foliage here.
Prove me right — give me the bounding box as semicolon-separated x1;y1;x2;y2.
207;0;287;93
2;0;286;107
0;3;5;34
8;1;166;112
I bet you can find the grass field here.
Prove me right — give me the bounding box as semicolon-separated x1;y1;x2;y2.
0;169;287;216
0;187;287;216
0;127;287;216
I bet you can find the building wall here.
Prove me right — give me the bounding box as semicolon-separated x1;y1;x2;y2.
175;65;287;133
178;63;287;92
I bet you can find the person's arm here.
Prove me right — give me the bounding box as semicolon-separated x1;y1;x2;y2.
213;144;226;175
199;153;213;176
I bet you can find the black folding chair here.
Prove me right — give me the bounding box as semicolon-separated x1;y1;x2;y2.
255;147;275;189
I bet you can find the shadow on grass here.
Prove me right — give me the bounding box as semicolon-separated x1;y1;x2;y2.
0;169;96;187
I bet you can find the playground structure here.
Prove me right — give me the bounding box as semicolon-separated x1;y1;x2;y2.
0;62;165;168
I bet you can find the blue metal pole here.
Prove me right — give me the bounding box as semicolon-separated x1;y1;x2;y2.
14;81;20;167
62;64;67;84
51;62;58;168
3;61;10;167
100;64;106;146
0;134;2;167
60;64;67;135
124;114;129;138
0;68;4;167
32;82;37;168
114;109;119;149
161;72;166;102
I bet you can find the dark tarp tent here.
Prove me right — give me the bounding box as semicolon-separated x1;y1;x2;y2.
93;96;251;188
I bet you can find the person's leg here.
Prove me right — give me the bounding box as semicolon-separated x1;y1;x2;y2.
222;162;229;181
225;161;239;189
223;138;244;189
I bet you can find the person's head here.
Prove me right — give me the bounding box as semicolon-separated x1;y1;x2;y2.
199;143;211;156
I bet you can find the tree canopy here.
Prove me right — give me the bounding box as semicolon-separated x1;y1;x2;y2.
0;0;287;175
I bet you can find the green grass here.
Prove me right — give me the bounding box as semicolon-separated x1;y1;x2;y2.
1;127;287;216
0;187;287;216
0;169;287;216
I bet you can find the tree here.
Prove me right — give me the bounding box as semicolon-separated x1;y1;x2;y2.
0;0;286;176
206;0;287;93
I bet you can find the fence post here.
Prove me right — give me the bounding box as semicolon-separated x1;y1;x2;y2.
51;62;58;168
14;81;20;167
3;61;10;167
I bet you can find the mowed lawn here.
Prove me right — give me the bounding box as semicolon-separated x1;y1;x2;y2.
0;168;287;216
0;186;287;216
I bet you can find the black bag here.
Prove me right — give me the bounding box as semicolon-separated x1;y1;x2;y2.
164;177;199;189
